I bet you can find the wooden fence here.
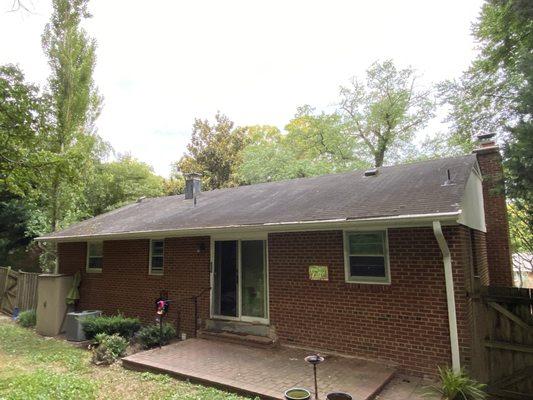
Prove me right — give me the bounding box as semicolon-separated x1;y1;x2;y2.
472;283;533;399
0;267;39;315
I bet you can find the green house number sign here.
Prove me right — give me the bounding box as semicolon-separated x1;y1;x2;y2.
309;265;328;281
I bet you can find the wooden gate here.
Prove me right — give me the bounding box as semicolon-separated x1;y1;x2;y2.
0;267;39;315
472;284;533;399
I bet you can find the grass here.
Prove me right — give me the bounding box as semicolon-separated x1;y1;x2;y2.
0;317;249;400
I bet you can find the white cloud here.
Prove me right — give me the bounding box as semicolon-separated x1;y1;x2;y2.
0;0;483;176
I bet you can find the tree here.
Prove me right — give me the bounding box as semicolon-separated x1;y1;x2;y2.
438;66;519;153
239;108;368;184
84;155;165;216
239;124;329;184
442;0;532;260
0;65;53;197
338;60;435;167
175;112;249;190
284;105;362;170
41;0;104;233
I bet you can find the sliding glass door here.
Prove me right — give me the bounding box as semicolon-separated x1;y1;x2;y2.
212;238;268;323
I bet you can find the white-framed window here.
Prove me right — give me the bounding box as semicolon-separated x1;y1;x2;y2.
86;241;103;273
149;239;164;275
344;230;390;284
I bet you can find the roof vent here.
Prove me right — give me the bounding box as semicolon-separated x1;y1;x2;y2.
364;168;378;177
442;169;456;186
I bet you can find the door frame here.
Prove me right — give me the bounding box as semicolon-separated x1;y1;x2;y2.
210;232;269;324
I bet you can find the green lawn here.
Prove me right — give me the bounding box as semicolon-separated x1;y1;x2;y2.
0;318;248;400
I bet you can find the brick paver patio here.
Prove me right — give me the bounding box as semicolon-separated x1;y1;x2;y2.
122;338;396;400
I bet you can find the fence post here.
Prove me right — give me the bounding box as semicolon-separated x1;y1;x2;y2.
0;267;11;311
470;278;490;382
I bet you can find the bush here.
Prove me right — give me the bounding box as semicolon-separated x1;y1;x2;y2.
426;366;487;400
91;333;128;365
137;323;176;349
18;309;36;328
81;314;141;340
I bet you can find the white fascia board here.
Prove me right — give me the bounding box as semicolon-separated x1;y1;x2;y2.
36;211;461;243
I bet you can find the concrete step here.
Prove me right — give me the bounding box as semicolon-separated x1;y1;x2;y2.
204;319;273;337
197;329;279;348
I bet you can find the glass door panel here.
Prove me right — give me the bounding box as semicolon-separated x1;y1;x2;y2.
241;240;266;319
213;240;238;317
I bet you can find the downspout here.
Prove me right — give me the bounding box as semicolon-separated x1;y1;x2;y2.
432;221;461;373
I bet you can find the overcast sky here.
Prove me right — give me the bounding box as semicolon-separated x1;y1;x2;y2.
1;0;483;177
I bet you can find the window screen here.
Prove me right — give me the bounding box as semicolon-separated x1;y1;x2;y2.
87;242;103;271
150;240;164;274
346;231;389;282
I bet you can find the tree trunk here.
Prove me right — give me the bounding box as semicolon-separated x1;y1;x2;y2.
374;151;385;168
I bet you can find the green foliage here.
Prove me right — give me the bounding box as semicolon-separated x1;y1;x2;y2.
239;60;435;184
40;0;105;235
504;52;533;233
137;323;176;349
0;198;35;269
17;309;36;328
441;0;533;248
81;314;141;340
426;366;487;400
239;125;335;184
339;60;435;167
0;369;96;400
239;111;368;185
84;154;165;216
0;65;53;197
175;112;250;190
91;333;128;365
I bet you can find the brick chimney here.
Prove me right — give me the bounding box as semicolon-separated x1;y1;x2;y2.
472;133;513;286
184;173;202;200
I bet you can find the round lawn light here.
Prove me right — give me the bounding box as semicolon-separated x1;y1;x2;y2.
284;388;311;400
326;392;352;400
305;354;324;400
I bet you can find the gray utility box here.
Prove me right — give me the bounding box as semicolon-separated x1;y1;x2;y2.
65;310;102;341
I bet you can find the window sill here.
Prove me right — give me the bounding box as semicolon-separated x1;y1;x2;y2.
345;278;391;285
149;272;164;276
86;268;102;274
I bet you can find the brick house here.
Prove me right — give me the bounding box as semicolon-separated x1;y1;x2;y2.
37;136;513;376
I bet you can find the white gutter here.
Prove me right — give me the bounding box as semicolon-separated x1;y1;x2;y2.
432;220;461;373
36;211;461;242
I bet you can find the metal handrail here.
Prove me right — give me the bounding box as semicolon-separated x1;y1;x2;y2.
176;287;211;338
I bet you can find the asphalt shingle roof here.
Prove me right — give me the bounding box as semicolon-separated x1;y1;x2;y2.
39;154;478;240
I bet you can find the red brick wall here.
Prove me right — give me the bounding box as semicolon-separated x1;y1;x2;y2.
470;229;489;286
268;227;473;376
57;237;211;338
57;226;475;376
474;146;513;286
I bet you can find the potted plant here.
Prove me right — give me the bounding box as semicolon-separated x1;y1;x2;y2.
426;366;487;400
284;388;311;400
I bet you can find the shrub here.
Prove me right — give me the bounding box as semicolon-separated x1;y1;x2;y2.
91;333;128;365
137;323;176;349
81;314;141;340
18;309;36;328
426;366;487;400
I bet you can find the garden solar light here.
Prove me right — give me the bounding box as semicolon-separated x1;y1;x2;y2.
305;354;324;400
